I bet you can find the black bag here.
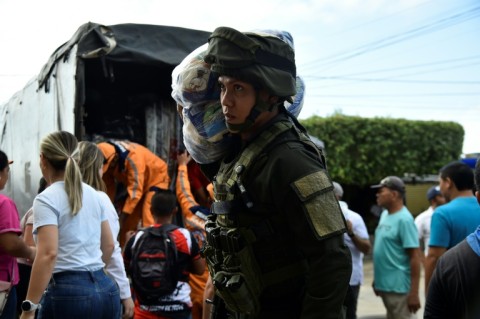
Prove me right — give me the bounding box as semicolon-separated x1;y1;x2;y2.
129;224;180;305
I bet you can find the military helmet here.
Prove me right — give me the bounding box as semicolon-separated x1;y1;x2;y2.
171;37;305;162
204;27;297;101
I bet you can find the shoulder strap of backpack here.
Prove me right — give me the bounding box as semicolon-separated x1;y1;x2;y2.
157;224;179;262
130;224;180;269
157;223;179;233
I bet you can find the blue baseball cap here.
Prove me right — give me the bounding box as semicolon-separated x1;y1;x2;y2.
427;185;442;201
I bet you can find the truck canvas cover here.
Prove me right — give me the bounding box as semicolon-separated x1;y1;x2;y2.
0;22;210;214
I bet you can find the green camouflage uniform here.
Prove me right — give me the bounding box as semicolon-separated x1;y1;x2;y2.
202;112;352;319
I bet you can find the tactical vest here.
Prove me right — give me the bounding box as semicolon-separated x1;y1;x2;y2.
202;120;324;317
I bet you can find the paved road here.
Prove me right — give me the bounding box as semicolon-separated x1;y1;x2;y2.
357;256;425;319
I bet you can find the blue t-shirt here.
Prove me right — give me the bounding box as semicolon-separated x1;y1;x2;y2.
429;197;480;249
373;207;419;293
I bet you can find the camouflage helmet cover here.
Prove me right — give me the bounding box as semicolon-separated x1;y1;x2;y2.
204;27;297;101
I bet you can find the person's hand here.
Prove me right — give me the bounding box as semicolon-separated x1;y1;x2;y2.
122;297;134;318
20;311;35;319
407;292;421;313
177;151;191;166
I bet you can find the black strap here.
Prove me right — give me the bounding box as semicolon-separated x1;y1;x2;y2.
144;223;178;234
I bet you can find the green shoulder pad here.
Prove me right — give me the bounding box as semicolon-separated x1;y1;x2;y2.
292;170;346;239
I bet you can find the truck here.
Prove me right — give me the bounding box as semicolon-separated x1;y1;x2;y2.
0;22;210;215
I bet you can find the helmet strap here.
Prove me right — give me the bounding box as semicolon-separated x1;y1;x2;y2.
225;92;275;133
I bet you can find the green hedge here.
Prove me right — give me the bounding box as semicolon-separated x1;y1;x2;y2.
300;115;464;186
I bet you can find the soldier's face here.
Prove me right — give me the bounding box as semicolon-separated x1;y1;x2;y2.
218;76;257;128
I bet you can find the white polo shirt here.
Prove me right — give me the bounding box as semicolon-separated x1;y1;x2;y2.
339;201;369;286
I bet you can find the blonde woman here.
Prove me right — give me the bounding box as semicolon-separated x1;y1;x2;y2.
78;141;134;318
20;131;120;319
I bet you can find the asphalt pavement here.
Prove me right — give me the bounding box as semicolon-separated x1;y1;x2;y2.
357;256;425;319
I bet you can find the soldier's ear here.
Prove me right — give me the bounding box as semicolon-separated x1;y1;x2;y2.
268;95;279;104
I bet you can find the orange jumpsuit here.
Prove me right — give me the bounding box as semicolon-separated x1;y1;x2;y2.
176;163;210;319
99;141;170;246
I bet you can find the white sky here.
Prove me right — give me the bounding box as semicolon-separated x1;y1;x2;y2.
0;0;479;154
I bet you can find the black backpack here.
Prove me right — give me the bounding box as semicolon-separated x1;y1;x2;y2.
129;223;180;305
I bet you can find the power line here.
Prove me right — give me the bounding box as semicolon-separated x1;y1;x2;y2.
303;55;480;78
299;23;480;86
307;77;480;85
305;60;480;89
376;61;480;80
308;92;480;98
300;5;480;70
312;0;437;41
300;101;479;117
304;99;478;109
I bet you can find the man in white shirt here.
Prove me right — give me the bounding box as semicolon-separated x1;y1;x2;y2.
414;185;445;260
333;182;371;319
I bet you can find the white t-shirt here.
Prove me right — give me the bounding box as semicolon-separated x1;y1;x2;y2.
99;191;131;300
339;201;369;286
414;206;434;254
33;181;107;272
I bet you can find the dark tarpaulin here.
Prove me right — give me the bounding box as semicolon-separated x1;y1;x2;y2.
39;22;211;89
81;23;211;66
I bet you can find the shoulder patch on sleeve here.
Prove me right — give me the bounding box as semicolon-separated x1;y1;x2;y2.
291;171;346;239
292;171;331;200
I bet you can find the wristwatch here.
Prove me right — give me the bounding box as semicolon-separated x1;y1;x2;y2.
21;300;41;312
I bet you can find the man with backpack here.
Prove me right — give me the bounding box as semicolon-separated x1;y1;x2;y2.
124;189;205;319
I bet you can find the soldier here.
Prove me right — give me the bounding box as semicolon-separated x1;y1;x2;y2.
194;27;351;319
